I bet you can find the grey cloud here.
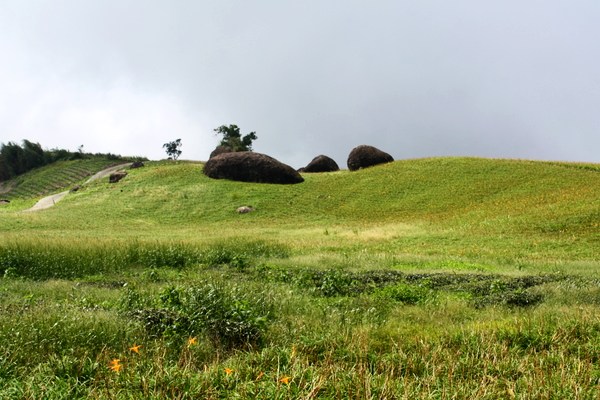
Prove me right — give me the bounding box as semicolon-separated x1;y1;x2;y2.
1;1;599;166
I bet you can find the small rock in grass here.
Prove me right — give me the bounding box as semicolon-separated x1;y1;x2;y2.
237;206;255;214
109;171;128;183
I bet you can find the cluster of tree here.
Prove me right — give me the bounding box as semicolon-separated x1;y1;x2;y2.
214;124;257;152
0;140;123;181
163;124;258;160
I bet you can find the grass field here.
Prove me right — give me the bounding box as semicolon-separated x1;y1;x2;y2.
0;158;130;202
0;157;598;398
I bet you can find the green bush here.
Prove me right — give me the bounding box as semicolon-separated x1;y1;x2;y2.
471;288;544;309
182;284;269;347
128;283;271;349
375;283;436;305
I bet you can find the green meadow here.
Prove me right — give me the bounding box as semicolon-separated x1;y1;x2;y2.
0;157;599;398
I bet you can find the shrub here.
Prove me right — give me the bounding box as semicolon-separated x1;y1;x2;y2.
375;283;436;305
127;283;271;349
471;288;544;309
182;284;269;347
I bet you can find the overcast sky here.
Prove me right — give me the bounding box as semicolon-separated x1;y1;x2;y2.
1;1;599;167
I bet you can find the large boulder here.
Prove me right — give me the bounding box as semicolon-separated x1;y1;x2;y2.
302;155;340;173
347;145;394;171
209;145;233;159
204;152;304;184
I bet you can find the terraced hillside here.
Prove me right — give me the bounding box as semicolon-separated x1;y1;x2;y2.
0;158;126;200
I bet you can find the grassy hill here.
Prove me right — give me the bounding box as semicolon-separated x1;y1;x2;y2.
0;157;599;398
0;158;128;201
1;157;598;270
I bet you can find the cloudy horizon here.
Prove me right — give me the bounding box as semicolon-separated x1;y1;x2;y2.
1;1;599;169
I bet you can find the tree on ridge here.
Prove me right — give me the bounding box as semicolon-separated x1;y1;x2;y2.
214;124;257;152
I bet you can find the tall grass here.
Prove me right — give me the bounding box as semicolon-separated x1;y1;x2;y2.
1;263;599;398
0;158;598;397
0;239;289;279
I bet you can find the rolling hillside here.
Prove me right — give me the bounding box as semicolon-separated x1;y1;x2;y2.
1;157;598;268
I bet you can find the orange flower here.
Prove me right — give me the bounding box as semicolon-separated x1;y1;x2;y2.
187;337;197;346
109;359;123;373
129;344;142;354
255;371;265;381
224;368;234;375
279;376;291;385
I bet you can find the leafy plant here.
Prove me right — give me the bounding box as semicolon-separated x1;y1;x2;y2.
183;284;269;347
128;283;271;349
214;124;257;152
375;283;437;305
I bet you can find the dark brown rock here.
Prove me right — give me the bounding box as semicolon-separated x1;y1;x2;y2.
0;199;9;204
302;155;340;173
209;145;233;159
130;161;145;169
204;152;304;184
109;171;128;183
347;145;394;171
70;185;81;193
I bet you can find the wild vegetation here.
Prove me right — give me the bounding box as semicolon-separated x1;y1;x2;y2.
0;139;134;182
0;157;598;398
214;124;258;152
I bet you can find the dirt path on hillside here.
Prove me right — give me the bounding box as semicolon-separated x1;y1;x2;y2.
24;163;130;212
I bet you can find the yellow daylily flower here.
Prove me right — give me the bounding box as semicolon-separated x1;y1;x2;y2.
129;344;141;354
109;359;123;373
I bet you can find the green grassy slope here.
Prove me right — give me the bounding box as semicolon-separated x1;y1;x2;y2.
1;157;597;270
0;158;126;200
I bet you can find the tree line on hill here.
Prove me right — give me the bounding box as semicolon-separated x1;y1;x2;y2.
0;140;126;182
